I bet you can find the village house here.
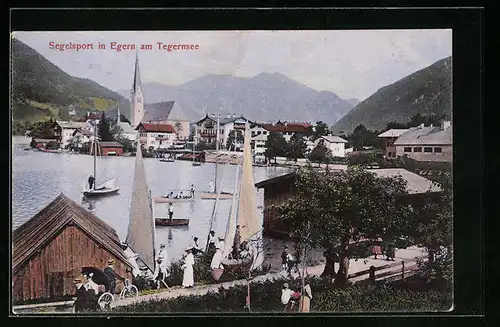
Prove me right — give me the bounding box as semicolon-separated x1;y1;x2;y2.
71;129;94;149
12;193;133;304
393;121;452;163
250;121;312;154
314;135;349;158
91;141;124;156
194;114;249;149
135;122;177;151
82;112;101;126
377;129;411;158
254;168;442;239
52;121;92;149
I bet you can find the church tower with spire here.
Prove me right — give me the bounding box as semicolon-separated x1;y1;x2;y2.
130;52;144;127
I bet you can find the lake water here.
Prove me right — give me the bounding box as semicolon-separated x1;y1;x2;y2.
11;136;294;262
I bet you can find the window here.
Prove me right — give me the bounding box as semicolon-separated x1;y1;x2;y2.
263;131;267;135
424;147;433;153
404;147;412;152
413;147;422;152
434;147;442;153
388;152;393;157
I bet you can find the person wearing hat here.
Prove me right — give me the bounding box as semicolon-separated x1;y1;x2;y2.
74;277;91;313
103;259;125;296
181;249;195;288
281;283;294;310
281;246;289;271
168;202;174;221
190;236;203;255
208;230;216;251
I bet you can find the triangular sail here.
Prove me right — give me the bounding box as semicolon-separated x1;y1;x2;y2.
125;148;156;272
223;164;240;258
237;126;262;242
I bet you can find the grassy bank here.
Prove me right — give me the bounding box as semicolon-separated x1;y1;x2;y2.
113;276;452;313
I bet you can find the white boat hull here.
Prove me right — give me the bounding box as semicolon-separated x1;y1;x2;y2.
82;179;119;196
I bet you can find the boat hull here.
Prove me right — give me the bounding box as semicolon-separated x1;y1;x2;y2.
211;258;253;281
154;196;194;204
155;218;189;226
200;192;233;200
82;188;120;197
159;159;174;162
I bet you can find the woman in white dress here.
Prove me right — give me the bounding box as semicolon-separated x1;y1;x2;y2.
182;249;195;288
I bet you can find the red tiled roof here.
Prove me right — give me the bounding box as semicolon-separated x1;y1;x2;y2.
86;113;100;120
258;122;312;133
136;123;175;133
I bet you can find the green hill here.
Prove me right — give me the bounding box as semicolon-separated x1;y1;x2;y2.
332;56;452;134
11;38;130;122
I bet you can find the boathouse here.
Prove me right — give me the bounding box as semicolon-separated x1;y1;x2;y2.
12;193;133;304
91;141;124;156
254;168;443;239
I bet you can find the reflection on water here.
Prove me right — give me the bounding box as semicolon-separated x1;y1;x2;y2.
11;136;291;261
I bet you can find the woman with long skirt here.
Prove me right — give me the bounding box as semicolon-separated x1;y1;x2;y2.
182;249;195;288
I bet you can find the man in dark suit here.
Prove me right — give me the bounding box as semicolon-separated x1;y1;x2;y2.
103;259;125;295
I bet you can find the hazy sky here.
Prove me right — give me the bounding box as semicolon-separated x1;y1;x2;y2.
13;30;451;100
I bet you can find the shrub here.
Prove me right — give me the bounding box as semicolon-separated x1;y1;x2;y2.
113;276;452;313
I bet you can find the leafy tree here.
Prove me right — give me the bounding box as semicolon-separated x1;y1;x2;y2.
30;118;56;139
409;171;452;286
58;107;70;121
264;132;288;163
98;113;114;141
274;166;415;286
286;133;307;162
308;141;332;165
312;121;330;141
226;130;244;151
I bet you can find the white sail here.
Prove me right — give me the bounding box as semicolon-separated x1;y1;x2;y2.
125;148;156;272
237;125;262;242
223;164;240;258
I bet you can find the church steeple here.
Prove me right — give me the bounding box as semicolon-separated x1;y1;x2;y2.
132;51;142;94
130;51;144;127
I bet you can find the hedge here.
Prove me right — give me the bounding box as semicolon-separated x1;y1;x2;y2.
113;276;452;313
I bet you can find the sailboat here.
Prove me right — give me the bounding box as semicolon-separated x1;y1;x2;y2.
192;136;201;167
210;124;264;281
82;124;119;197
123;147;158;277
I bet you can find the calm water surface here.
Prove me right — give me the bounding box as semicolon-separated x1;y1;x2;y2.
11;136;293;262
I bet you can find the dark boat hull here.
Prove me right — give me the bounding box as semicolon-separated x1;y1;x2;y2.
155;218;189;226
82;188;119;197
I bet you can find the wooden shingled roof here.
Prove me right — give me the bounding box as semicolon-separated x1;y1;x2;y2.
12;193;133;273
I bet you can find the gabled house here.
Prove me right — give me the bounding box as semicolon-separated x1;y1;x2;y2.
393;121;452;163
52;121;92;149
142;101;190;140
314;135;349;158
250;120;312;154
377;129;410;158
12;193;133;304
135;122;176;150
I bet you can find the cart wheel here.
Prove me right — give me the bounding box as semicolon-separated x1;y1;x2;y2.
98;292;114;311
122;285;139;299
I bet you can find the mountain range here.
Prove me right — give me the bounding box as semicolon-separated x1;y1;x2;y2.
118;73;355;124
331;56;452;133
11;38;129;122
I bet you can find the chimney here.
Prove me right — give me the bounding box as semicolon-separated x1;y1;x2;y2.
441;120;451;130
430;124;433;127
227;113;231;119
420;123;425;128
284;122;288;127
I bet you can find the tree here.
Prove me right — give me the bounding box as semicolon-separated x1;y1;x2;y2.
98;113;113;141
308;141;332;165
408;171;452;286
226;130;244;151
287;133;308;162
58;107;70;121
312;121;330;141
264;132;288;163
119;114;131;125
274;166;415;286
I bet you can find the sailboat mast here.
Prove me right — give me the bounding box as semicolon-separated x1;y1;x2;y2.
214;114;220;193
93;121;97;189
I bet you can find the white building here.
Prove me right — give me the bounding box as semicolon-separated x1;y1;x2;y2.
250;121;312;153
53;120;92;149
71;129;95;148
314;135;349;158
117;107;137;142
136;123;177;150
194;114;248;149
393;121;452;163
